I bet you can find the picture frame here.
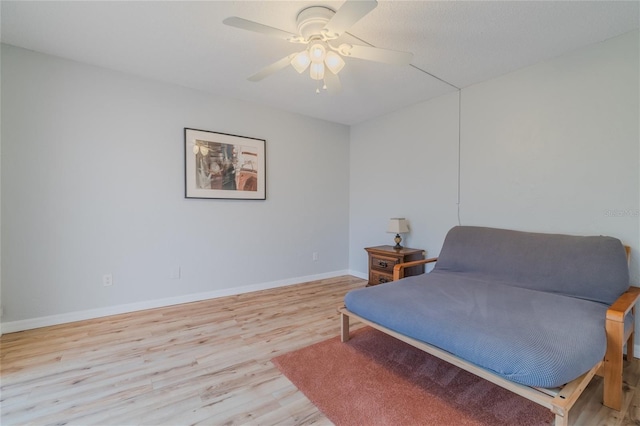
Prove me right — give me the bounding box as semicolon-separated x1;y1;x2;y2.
184;128;266;200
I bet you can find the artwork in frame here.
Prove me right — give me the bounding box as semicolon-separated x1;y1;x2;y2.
184;128;266;200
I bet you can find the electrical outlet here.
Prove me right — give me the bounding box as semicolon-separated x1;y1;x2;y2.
102;274;113;286
312;252;319;261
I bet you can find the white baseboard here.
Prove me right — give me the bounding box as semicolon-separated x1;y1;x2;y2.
0;270;351;334
349;270;368;280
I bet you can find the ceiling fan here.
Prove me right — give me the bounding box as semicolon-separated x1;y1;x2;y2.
223;0;413;93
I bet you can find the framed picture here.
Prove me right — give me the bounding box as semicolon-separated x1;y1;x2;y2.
184;128;266;200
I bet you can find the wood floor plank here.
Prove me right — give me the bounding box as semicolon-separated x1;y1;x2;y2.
0;275;637;425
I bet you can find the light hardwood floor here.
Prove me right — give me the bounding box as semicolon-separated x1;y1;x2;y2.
1;275;639;425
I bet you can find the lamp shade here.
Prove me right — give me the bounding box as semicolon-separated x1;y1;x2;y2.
291;51;311;73
309;43;326;63
310;62;325;80
325;51;345;74
387;218;409;234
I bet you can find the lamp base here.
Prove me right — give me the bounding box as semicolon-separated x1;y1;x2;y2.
393;233;403;250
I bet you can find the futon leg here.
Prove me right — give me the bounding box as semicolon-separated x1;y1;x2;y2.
627;307;635;362
341;312;350;342
603;365;623;411
554;413;568;426
604;320;624;410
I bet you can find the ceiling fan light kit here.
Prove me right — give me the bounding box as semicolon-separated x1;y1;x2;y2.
290;40;345;83
223;0;413;94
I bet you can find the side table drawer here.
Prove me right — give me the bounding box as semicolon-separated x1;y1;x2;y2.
370;255;399;273
370;270;393;286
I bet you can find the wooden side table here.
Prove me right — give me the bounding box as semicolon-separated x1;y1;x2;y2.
365;245;426;286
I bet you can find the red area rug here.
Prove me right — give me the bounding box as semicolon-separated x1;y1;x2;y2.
272;327;554;426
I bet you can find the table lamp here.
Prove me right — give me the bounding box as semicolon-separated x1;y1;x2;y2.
387;218;409;249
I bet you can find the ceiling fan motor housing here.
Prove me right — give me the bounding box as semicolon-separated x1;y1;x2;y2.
296;6;335;40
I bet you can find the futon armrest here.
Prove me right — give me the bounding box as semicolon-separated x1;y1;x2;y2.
393;257;438;281
607;286;640;322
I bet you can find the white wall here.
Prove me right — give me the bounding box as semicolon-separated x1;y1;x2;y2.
0;42;3;335
349;91;461;273
350;30;640;286
1;45;350;328
460;30;639;283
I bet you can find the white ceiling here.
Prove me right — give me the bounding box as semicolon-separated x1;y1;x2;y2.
1;1;638;125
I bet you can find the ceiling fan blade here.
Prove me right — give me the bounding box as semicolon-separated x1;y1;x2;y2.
324;70;342;94
248;54;296;82
339;44;413;65
223;17;304;43
323;0;378;38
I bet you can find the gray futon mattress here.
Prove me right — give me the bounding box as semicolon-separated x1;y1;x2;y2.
344;271;625;388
